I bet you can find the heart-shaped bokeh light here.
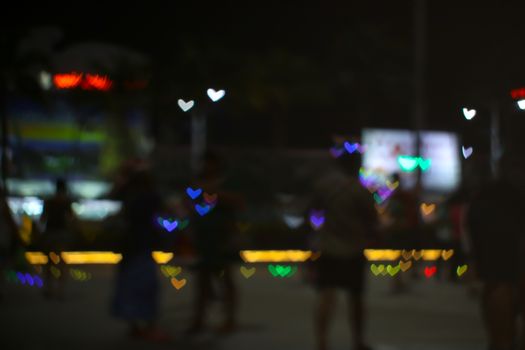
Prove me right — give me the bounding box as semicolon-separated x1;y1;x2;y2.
462;146;473;159
462;107;476;120
207;88;225;102
178;99;194;112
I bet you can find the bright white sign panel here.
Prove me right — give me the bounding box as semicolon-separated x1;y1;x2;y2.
362;128;460;192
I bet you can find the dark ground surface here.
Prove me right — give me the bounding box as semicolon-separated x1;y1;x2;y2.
0;262;485;350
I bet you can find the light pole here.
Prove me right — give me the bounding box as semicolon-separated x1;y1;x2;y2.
413;0;427;195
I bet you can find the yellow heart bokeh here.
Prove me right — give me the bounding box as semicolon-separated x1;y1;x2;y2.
171;277;187;290
441;250;454;261
386;180;399;190
456;265;468;277
387;265;400;276
50;266;61;279
399;260;412;272
49;252;61;265
401;250;413;261
420;203;436;216
161;265;182;278
370;264;385;276
412;250;423;260
240;266;256;278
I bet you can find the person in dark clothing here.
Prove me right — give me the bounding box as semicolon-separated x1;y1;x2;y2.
39;178;75;299
186;151;244;335
384;172;419;293
467;156;525;350
110;161;168;342
312;149;377;350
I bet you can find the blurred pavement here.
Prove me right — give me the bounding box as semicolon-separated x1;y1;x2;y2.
0;263;485;350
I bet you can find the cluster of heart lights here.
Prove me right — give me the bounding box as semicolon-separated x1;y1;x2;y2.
359;168;399;205
186;187;217;216
397;155;431;172
159;265;187;290
177;88;225;112
69;268;92;282
5;270;43;288
370;249;467;277
155;187;217;233
370;263;467;277
330;141;365;158
268;265;297;278
157;217;189;233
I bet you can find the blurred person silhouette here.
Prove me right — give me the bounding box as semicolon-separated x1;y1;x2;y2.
186;150;244;335
0;186;18;301
311;146;377;350
39;178;75;299
110;161;169;342
467;156;525;350
384;172;419;293
467;155;525;350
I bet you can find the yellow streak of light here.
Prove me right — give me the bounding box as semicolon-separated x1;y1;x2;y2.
240;250;312;263
363;249;401;261
25;249;450;265
25;252;48;264
152;251;174;264
422;250;443;261
61;252;122;264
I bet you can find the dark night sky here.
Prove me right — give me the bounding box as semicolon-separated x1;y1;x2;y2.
4;1;525;148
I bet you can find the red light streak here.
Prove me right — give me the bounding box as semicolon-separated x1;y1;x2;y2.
53;73;82;89
85;74;113;91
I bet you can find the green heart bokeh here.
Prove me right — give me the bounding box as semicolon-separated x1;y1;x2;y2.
268;264;297;278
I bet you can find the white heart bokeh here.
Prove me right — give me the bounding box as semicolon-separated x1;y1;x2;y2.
462;146;473;159
207;88;225;102
178;99;194;112
282;214;304;229
462;108;476;120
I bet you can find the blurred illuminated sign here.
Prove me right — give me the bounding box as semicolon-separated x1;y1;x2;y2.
362;129;460;191
7;197;121;224
6;179;111;199
71;200;122;220
7;197;44;223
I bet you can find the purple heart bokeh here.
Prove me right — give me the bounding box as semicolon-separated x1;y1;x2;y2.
195;204;211;216
163;219;178;232
186;187;203;200
344;142;359;154
329;147;345;158
377;187;393;200
309;210;325;230
34;275;43;288
24;273;34;286
310;215;325;229
16;272;26;285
